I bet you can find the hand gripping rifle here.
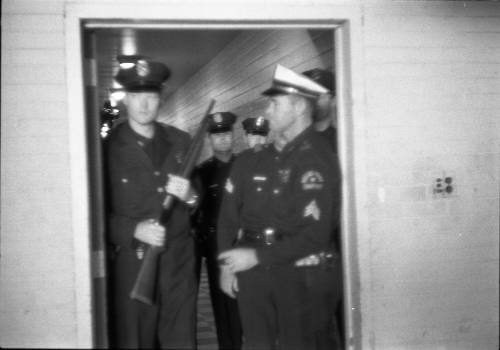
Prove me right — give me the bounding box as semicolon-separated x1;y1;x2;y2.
130;99;216;305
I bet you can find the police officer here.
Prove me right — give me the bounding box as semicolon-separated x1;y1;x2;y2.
302;67;344;349
217;64;342;350
104;57;198;349
191;112;242;350
242;116;270;149
302;68;337;153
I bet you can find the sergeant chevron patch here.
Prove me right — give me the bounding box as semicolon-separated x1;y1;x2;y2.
304;200;320;220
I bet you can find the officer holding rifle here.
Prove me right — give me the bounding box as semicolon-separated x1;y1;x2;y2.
104;57;198;349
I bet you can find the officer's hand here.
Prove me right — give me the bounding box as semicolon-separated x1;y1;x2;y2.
218;248;259;273
165;174;192;202
134;219;166;247
219;266;238;298
295;254;320;267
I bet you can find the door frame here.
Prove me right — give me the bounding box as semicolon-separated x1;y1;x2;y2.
65;1;367;348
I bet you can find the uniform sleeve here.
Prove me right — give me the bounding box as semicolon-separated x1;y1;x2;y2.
216;157;245;254
107;214;140;248
189;166;204;231
103;138;140;249
257;152;341;266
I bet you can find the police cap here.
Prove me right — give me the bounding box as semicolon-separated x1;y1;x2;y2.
262;64;328;99
242;116;269;136
302;68;335;94
207;112;237;133
114;58;170;92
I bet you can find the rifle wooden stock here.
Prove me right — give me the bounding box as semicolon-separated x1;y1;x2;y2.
130;99;216;305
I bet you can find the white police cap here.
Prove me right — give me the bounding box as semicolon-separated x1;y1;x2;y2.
262;64;329;99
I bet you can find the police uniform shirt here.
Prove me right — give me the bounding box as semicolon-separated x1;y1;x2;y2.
318;125;337;154
217;125;341;266
193;155;236;230
104;121;191;248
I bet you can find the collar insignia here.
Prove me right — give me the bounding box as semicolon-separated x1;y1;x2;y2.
278;168;291;183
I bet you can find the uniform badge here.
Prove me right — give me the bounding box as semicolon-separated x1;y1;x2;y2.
299;140;312;151
252;175;267;182
304;200;320;220
301;170;324;190
225;178;234;193
136;59;150;77
175;152;183;164
278;168;291;184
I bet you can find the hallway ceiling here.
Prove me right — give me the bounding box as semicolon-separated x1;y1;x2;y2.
92;28;242;104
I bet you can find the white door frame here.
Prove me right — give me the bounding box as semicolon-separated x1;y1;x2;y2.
65;1;367;348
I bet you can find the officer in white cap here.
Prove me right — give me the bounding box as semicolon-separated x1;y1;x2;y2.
191;111;242;350
105;57;198;349
242;116;270;149
217;65;342;349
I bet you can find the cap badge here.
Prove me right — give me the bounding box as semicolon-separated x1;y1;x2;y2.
136;59;150;77
256;116;264;126
214;113;223;123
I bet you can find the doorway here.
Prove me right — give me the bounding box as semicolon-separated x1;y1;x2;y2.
66;4;361;349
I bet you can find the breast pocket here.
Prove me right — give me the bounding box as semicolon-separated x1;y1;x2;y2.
251;175;269;195
110;165;152;210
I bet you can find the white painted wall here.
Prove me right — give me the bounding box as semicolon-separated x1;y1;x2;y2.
359;3;499;349
1;0;78;347
1;1;498;349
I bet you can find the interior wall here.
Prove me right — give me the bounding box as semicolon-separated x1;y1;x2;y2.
358;3;500;349
1;0;78;347
1;1;499;349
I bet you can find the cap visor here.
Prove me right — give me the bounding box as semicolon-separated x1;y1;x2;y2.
125;85;162;92
209;127;232;134
262;86;287;96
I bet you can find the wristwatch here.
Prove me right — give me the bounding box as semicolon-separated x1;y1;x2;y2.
185;193;199;207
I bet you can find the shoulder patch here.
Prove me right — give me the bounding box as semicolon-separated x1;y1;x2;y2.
301;170;324;190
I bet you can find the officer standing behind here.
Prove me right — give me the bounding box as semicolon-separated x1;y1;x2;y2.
191;112;242;350
242;116;270;149
217;65;342;350
104;58;198;349
302;68;337;153
302;67;344;349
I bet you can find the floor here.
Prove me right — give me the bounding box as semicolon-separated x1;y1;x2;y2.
197;262;219;350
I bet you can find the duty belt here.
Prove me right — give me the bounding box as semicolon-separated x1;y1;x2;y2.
294;251;338;268
241;227;285;246
241;228;338;268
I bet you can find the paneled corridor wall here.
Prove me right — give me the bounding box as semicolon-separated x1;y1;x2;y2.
159;29;334;159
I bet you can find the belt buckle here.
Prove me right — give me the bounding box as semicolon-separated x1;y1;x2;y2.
263;228;275;245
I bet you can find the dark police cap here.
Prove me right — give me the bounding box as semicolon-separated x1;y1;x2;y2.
262;64;328;99
114;59;170;92
302;68;335;94
207;112;237;133
242;117;269;136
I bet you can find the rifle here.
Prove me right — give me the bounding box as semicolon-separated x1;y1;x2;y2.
130;99;216;305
